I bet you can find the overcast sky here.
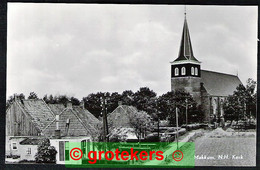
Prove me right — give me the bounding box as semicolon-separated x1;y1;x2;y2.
7;4;257;99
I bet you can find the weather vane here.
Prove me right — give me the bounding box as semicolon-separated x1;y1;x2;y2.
184;5;187;18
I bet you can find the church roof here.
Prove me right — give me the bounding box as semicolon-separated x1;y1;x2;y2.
173;17;199;63
201;70;243;96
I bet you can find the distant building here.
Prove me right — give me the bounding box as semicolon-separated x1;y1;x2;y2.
171;16;242;123
108;104;139;128
107;103;152;140
6;98;100;164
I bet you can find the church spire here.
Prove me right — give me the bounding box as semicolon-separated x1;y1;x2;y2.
174;13;199;63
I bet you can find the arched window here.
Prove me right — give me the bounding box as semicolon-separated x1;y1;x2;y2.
181;67;186;75
191;67;194;75
195;67;198;75
175;68;179;76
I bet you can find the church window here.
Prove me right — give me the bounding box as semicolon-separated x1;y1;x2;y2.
195;67;198;75
181;67;186;75
191;67;194;75
175;68;179;76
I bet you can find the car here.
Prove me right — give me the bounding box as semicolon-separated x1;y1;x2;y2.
143;133;160;142
162;127;186;137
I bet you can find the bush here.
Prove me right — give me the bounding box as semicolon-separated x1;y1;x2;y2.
168;136;175;142
12;155;20;159
35;138;57;163
19;159;35;163
6;155;20;159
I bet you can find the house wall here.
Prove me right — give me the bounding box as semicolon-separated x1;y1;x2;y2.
108;106;132;128
200;87;210;123
50;137;92;164
6;137;27;156
19;144;38;161
6;102;40;136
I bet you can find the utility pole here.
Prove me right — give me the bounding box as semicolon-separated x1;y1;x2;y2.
185;98;188;127
244;102;247;128
155;99;160;138
176;107;179;149
101;94;109;143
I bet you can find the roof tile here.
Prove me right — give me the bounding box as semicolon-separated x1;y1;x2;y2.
201;70;243;96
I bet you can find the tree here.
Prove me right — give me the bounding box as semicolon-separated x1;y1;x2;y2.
106;92;122;113
6;95;14;110
157;90;200;126
28;92;38;99
188;104;204;123
83;92;124;118
6;93;25;109
70;97;80;106
17;93;25;100
43;94;48;103
129;110;153;141
121;90;134;105
223;78;257;123
245;78;257;119
132;87;157;115
57;95;69;106
35;138;57;163
83;92;105;118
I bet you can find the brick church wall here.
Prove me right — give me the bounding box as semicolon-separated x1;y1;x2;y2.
200;84;211;122
171;77;201;105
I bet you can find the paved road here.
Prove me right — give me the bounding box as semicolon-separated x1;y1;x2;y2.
194;134;256;166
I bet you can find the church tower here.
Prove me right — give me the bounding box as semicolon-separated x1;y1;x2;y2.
171;15;201;103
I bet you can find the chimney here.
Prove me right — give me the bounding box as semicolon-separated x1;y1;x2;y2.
118;101;122;106
14;94;18;101
80;100;85;109
55;115;61;139
55;115;59;130
65;118;70;136
55;130;61;139
66;101;72;109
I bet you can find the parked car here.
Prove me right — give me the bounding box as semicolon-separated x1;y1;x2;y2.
161;128;186;137
181;124;200;131
143;133;160;142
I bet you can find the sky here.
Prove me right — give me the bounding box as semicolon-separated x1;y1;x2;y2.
7;4;257;99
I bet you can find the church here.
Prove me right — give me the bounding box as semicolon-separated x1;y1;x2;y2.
171;15;242;123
